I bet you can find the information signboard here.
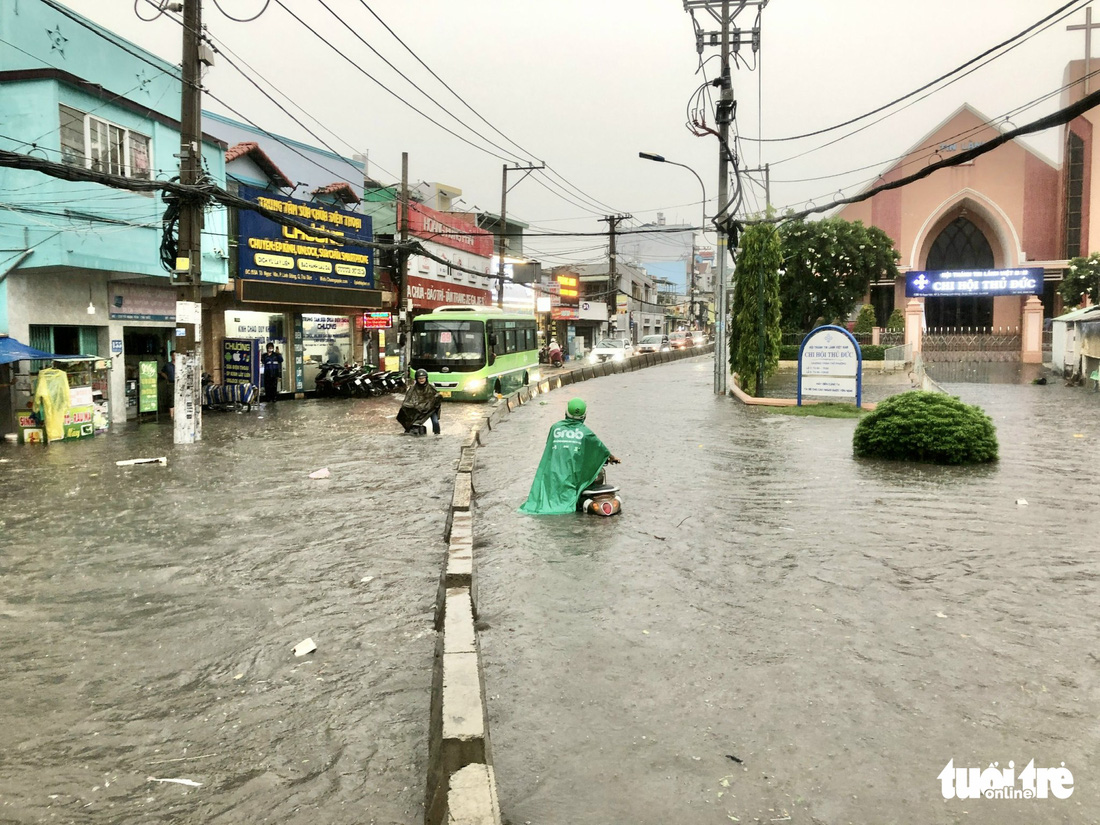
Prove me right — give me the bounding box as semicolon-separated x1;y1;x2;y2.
138;360;158;413
362;312;392;330
237;185;374;290
797;325;862;406
905;267;1043;298
223;338;260;386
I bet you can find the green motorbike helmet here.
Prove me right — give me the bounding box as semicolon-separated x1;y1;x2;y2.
566;397;587;421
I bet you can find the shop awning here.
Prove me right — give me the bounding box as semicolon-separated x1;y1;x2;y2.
0;335;89;366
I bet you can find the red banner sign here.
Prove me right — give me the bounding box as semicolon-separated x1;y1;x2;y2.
407;276;493;310
407;203;494;258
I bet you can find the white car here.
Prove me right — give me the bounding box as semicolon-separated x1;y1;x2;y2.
588;338;634;363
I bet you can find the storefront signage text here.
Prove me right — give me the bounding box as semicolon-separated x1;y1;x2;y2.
362;312;392;330
223;338;259;386
406;275;492;311
905;268;1043;298
238;185;374;291
407;202;494;257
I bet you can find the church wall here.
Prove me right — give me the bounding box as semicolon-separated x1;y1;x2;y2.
1071;112;1097;257
1022;153;1060;261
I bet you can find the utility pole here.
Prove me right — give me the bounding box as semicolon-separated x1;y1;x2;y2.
684;0;766;395
497;163;545;308
714;0;733;395
599;214;632;338
173;0;205;443
398;151;410;371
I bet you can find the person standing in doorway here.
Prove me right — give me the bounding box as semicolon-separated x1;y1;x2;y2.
158;350;175;417
262;342;283;403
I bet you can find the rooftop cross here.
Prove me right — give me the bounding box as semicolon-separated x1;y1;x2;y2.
1068;6;1100;95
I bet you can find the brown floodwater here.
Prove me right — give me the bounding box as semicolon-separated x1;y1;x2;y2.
474;356;1100;825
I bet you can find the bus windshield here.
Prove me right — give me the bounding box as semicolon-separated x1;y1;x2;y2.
411;320;485;372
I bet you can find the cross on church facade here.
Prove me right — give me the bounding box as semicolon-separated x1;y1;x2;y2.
1068;6;1100;95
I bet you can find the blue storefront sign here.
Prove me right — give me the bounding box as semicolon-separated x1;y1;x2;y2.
905;268;1043;298
237;185;374;290
223;338;260;386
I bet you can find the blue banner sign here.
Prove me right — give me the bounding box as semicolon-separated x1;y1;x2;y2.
237;185;374;290
905;268;1043;298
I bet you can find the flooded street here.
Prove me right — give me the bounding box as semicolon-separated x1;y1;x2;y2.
475;357;1100;824
0;396;485;825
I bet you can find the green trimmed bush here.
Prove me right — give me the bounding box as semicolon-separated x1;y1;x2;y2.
885;308;905;332
780;344;800;360
854;303;876;334
860;344;885;361
853;391;998;464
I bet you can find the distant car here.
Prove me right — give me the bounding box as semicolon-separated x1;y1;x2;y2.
588;338;634;363
636;334;670;354
669;332;693;350
690;331;707;347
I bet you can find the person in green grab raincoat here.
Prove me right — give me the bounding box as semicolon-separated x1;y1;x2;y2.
519;397;619;515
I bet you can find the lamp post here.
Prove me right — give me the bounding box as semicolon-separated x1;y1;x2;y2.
638;152;707;331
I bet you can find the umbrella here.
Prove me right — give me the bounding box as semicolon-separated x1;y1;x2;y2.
0;334;89;366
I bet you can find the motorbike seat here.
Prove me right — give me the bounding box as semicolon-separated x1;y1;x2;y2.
581;483;619;496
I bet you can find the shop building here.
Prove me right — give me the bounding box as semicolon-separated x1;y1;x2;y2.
0;0;229;427
209;113;392;394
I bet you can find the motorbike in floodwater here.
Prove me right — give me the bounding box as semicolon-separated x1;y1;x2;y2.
578;460;622;517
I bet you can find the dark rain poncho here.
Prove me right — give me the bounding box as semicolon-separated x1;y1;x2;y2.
519;418;611;515
397;380;442;430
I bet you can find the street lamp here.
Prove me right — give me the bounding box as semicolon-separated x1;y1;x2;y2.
639;152;707;330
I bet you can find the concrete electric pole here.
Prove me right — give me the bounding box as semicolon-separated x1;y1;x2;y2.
173;0;206;443
497;163;545;308
599;214;632;337
683;0;766;395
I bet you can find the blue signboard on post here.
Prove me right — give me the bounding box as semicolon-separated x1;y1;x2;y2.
905;268;1043;298
237;185;374;290
797;325;862;407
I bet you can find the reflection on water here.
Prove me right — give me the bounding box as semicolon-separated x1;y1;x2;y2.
925;360;1046;384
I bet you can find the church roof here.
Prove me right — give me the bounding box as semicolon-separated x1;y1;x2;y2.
838;103;1059;208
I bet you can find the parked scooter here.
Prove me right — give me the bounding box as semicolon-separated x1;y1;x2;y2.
578;460;622;517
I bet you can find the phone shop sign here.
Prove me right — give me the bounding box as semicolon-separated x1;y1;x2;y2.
797;325;862;407
906;267;1043;298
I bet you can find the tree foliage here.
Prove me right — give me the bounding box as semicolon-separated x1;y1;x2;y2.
853;303;876;334
885;307;905;331
777;217;900;332
1059;253;1100;308
852;391;998;465
730;223;783;396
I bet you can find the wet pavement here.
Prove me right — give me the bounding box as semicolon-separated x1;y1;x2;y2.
0;395;486;825
474;356;1100;824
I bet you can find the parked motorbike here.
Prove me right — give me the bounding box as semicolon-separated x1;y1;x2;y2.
578;460;622;517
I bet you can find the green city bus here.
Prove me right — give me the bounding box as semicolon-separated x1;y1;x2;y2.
409;306;540;401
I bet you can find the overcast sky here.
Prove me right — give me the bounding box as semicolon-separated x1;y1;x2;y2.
57;0;1097;264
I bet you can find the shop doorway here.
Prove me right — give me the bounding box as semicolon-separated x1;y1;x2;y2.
123;328;173;419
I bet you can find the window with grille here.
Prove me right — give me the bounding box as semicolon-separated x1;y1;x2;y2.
58;104;151;180
1064;132;1085;259
925;217;995;329
926;217;995;270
